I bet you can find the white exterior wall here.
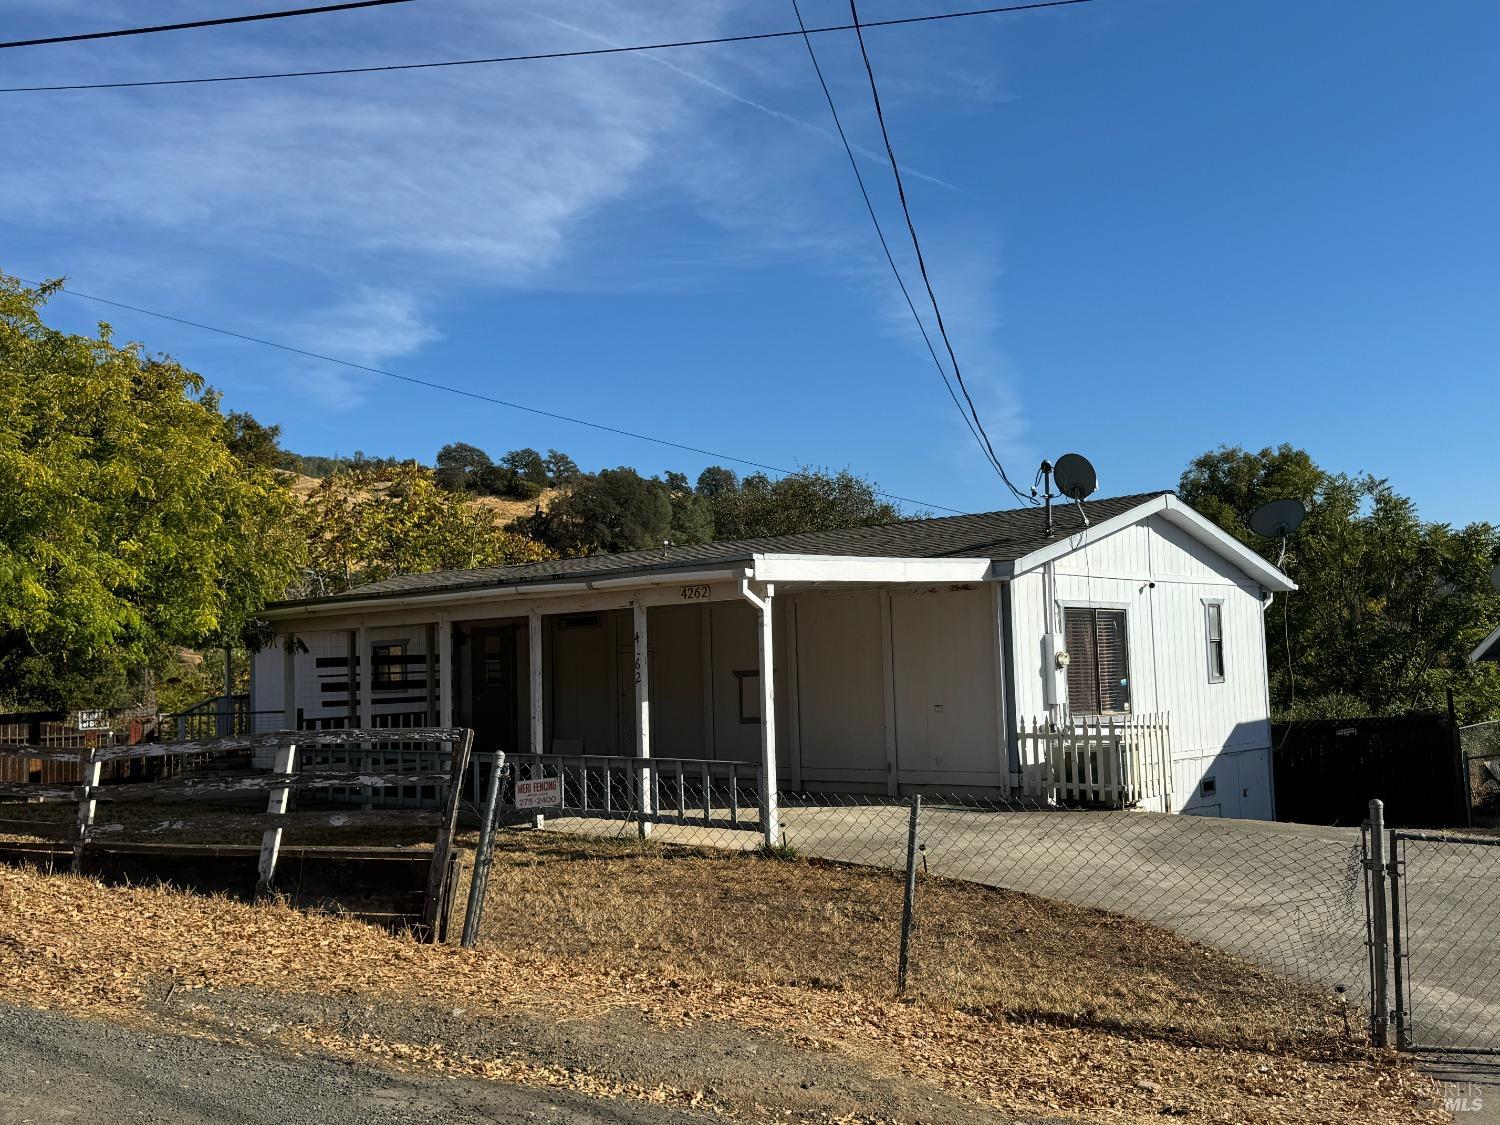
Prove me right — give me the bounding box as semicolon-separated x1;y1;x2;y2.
1007;514;1275;819
786;584;1004;794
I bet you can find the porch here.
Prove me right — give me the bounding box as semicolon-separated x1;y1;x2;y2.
257;558;1007;844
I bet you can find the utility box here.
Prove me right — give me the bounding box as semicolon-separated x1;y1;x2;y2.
1042;633;1068;707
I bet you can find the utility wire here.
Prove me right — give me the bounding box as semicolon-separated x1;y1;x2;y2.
0;1;412;51
789;0;1009;490
0;0;1101;93
846;0;1034;506
22;278;964;516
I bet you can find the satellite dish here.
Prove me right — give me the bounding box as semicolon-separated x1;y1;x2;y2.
1249;498;1307;539
1052;453;1098;501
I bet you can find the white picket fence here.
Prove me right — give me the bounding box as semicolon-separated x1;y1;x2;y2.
1019;712;1174;811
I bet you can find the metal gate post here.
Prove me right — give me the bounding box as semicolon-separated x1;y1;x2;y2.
897;794;921;993
1367;798;1391;1046
1386;829;1409;1048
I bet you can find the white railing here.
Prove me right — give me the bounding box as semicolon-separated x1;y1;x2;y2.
1020;712;1174;811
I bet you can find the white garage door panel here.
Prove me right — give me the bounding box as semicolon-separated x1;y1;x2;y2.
891;588;999;777
794;592;886;773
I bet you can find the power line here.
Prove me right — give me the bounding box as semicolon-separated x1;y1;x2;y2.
0;1;1101;93
846;0;1034;506
22;278;963;516
0;1;412;51
789;0;1010;489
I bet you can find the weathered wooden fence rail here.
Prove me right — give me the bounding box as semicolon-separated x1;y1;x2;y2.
0;727;475;939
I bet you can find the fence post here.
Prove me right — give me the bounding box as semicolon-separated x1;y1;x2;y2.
1367;798;1390;1046
71;746;102;876
1386;828;1408;1048
256;739;299;900
897;793;921;993
460;749;506;948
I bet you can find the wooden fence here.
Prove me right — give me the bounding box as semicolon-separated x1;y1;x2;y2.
0;727;474;938
1019;713;1174;810
1272;714;1466;827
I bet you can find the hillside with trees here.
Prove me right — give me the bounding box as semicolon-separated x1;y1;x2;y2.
3;272;1498;723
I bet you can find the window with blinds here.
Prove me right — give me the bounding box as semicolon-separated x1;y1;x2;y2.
1063;607;1132;714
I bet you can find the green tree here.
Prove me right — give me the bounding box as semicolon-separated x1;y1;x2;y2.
707;468;905;540
695;465;738;498
434;442;493;493
544;449;580;485
501;447;549;488
300;463;552;594
0;274;301;709
225;411;291;472
520;468;672;556
663;472;713;546
1180;445;1500;721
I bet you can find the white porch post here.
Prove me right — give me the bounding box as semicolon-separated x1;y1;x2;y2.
281;633;297;731
437;615;454;728
356;625;372;728
436;614;458;795
528;610;544;755
633;600;653;834
356;625;372;807
740;580;779;848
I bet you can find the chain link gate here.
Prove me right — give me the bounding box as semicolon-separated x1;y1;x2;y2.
1362;798;1500;1054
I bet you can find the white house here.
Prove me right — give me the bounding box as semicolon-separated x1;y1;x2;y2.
252;490;1295;838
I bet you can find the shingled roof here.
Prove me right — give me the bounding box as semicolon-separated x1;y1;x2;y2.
273;491;1172;609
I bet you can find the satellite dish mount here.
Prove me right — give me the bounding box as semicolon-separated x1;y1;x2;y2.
1037;453;1099;536
1248;498;1307;568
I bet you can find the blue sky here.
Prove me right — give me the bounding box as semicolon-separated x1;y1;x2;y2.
4;0;1496;524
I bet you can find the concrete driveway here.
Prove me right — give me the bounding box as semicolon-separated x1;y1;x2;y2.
779;803;1373;997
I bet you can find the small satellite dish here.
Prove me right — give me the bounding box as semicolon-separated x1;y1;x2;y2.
1052;453;1098;501
1249;498;1307;539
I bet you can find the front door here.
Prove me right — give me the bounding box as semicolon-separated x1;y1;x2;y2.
468;625;520;757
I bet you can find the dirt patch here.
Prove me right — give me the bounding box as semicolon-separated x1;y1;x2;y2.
0;840;1443;1123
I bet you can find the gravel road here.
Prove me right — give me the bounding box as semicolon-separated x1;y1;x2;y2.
0;1002;708;1125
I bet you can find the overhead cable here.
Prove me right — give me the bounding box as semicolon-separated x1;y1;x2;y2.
0;1;1101;93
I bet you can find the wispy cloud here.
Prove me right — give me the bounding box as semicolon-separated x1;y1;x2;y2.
287;287;440;408
2;0;1028;454
520;7;961;194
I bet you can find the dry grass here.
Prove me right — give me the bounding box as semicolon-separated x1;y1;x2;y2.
477;832;1347;1055
0;829;1447;1123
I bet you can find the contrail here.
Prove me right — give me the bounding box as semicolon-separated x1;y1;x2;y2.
521;8;960;194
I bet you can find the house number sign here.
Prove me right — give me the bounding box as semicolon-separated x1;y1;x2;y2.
679;584;712;601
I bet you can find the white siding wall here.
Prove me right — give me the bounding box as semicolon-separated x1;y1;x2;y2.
786;584;1003;793
1008;515;1275;819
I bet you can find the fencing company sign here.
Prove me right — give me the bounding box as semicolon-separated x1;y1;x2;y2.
515;776;562;810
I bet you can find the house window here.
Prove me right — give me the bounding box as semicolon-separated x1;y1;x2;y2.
734;670;761;724
371;642;407;687
1063;607;1131;714
1204;601;1226;683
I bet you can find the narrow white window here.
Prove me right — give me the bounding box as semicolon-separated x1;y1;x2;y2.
1204;602;1226;683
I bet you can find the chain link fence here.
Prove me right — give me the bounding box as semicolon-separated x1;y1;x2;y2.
466;779;1375;1051
1462;720;1500;823
1392;829;1500;1054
